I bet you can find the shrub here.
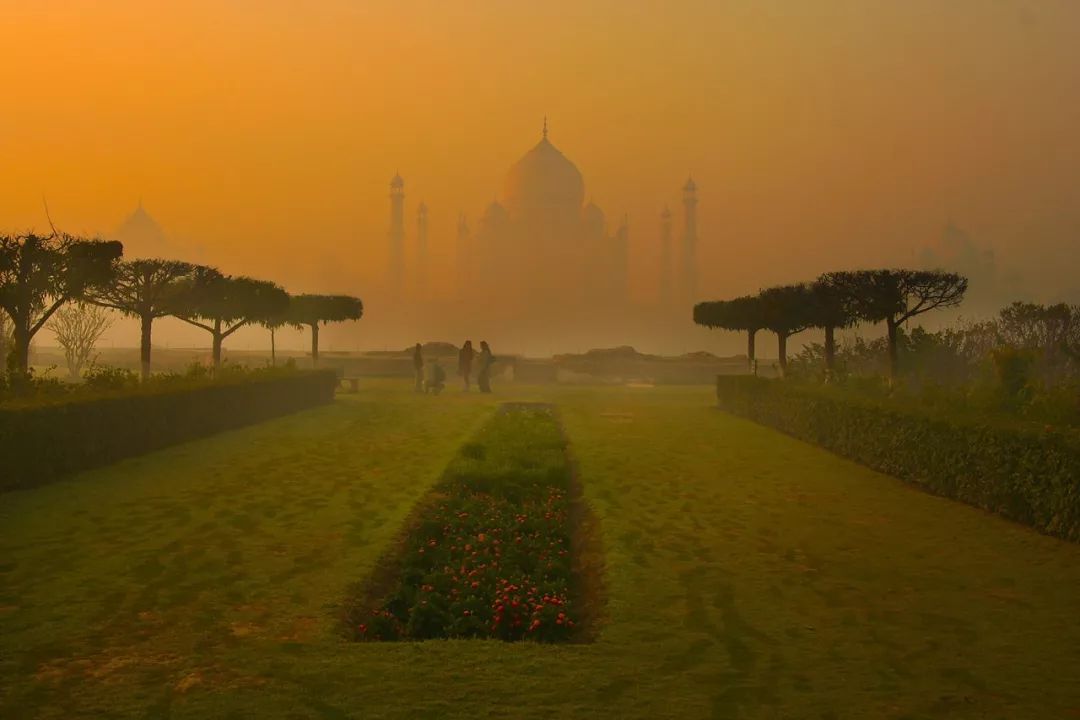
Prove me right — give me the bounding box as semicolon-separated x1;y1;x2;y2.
83;363;139;391
716;376;1080;542
0;369;338;490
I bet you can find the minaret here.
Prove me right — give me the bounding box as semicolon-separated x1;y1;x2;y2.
456;212;470;299
416;201;429;299
680;177;698;306
612;214;630;304
659;206;673;309
388;172;405;295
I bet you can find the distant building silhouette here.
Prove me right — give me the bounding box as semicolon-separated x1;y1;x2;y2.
659;205;673;308
455;120;632;318
415;201;429;298
680;177;699;307
385;121;704;347
113;200;168;259
388;173;405;294
455;212;470;294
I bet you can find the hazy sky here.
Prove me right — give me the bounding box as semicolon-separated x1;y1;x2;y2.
2;0;1079;351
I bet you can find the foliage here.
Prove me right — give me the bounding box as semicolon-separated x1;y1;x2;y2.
46;302;114;379
82;362;139;391
823;269;968;381
716;375;1080;542
287;293;363;366
0;368;337;490
0;233;123;373
85;258;213;379
0;311;10;367
997;301;1080;384
694;294;768;368
346;403;577;642
172;273;289;367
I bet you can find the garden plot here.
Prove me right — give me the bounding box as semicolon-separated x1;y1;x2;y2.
345;402;600;642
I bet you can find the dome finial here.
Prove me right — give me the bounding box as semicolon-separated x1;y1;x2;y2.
543;116;548;140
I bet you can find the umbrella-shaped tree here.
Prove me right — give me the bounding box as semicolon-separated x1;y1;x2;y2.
759;283;816;378
807;277;858;379
85;259;215;380
823;269;967;383
694;294;768;372
287;294;363;367
172;274;289;369
0;233;122;374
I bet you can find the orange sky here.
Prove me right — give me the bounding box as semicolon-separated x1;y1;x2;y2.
2;0;1079;352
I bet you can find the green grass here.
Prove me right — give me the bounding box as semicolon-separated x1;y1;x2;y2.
2;380;1079;718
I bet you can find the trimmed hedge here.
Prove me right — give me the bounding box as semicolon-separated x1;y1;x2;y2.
1;369;338;491
716;376;1080;542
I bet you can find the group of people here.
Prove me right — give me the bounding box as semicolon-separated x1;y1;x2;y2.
413;340;496;396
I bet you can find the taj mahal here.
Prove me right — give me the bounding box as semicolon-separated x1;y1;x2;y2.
383;121;703;352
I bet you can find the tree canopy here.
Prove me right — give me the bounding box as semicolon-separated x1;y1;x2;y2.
85;258;211;379
287;294;363;366
823;269;967;380
0;233;122;373
694;295;768;370
173;274;289;368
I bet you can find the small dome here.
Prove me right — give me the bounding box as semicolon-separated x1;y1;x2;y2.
582;201;605;237
660;205;672;219
391;173;404;189
683;177;697;192
484;199;506;217
502;134;585;220
482;200;508;230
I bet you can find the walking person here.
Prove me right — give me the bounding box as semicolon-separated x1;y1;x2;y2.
412;343;424;392
458;340;475;392
477;340;496;393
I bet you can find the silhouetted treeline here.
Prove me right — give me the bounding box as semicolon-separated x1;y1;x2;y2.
0;232;363;390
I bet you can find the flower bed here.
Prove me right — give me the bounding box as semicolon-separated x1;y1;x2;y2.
345;403;581;642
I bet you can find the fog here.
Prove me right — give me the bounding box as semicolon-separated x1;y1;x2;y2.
3;0;1079;357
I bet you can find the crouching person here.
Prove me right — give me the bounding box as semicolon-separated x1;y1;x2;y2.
424;358;446;395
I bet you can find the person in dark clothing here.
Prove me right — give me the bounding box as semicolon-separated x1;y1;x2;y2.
424;358;446;395
458;340;475;391
412;343;424;392
477;340;495;393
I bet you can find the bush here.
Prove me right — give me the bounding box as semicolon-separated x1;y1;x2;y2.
83;363;139;391
716;376;1080;542
0;369;338;490
345;403;578;642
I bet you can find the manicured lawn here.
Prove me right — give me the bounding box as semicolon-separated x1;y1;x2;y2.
1;380;1079;718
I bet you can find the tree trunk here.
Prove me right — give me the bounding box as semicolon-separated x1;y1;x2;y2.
747;329;756;373
310;323;320;368
777;332;788;378
139;314;153;381
886;317;899;384
12;322;31;375
824;324;836;381
270;327;277;367
212;319;223;370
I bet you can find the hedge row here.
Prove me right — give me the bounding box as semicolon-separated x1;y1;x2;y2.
716;376;1080;542
0;369;338;491
345;403;578;642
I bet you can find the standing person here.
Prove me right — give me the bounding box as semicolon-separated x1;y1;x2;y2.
458;340;475;391
412;343;424;392
477;340;496;393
